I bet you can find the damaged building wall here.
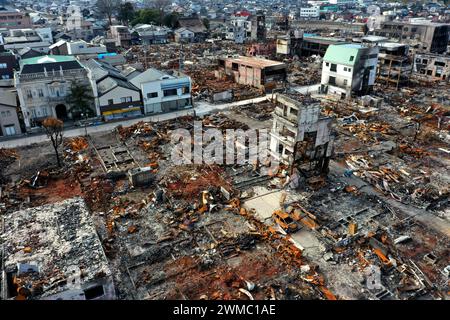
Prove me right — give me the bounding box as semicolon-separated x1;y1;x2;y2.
413;54;450;82
216;56;287;91
269;93;335;177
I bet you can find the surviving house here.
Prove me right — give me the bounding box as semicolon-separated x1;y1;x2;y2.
130;68;192;115
0;6;32;29
0;44;16;80
0;86;21;136
15;55;94;130
132;24;170;45
174;27;195;43
216;56;287;91
2;28;51;52
65;11;94;41
49;40;107;60
320;44;379;99
85;59;142;121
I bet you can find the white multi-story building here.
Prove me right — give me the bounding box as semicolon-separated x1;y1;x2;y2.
320;44;379;99
130;68;192;115
300;7;320;18
15;55;94;130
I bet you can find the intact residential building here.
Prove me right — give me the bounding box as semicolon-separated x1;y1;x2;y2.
0;44;16;80
0;6;32;29
65;11;94;41
132;24;170;45
216;56;287;91
2;28;52;52
320;44;379;99
177;16;208;42
130;68;192;115
15;55;94;130
0;85;21;136
85;59;142;121
49;40;107;59
174;27;195;43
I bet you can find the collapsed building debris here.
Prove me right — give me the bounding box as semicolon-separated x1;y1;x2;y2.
0;67;448;300
0;197;115;300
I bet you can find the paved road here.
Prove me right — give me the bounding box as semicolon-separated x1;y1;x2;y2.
0;95;270;149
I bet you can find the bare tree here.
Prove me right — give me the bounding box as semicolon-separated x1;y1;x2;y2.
96;0;121;26
143;0;170;10
144;0;170;23
42;117;64;167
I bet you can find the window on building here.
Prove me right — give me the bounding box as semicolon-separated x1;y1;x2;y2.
38;89;44;97
147;92;158;98
422;59;428;64
427;70;432;76
348;68;352;72
329;76;336;85
330;64;337;72
31;108;37;118
108;99;114;105
326;62;329;67
0;111;5;117
369;54;378;59
232;63;239;71
343;79;348;86
4;124;16;136
0;63;7;69
6;110;11;116
1;75;9;79
26;89;32;99
120;96;132;103
349;56;354;62
163;89;177;97
42;107;48;116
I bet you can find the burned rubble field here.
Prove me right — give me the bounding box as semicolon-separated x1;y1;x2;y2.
0;92;449;300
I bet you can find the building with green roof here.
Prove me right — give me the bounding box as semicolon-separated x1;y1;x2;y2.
321;44;379;99
15;54;95;130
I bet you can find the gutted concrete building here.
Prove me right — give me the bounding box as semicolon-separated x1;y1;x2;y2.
377;43;412;89
269;93;335;176
0;198;116;300
413;54;450;82
216;56;287;91
372;21;449;54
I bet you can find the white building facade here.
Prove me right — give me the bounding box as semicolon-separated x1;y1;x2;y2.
321;44;379;99
130;69;193;115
